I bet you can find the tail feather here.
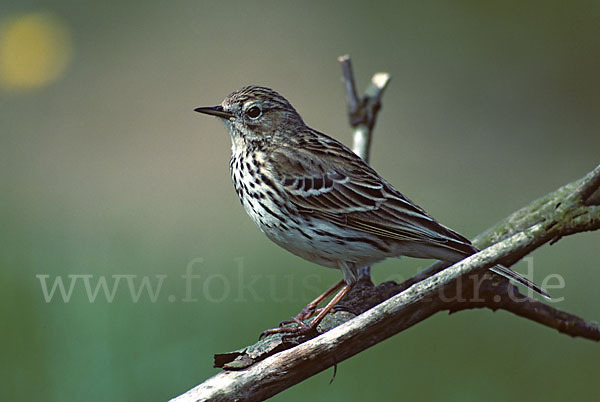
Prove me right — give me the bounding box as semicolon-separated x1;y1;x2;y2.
489;264;550;299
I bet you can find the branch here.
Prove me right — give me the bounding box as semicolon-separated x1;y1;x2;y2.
170;58;600;401
171;178;600;401
171;231;535;402
338;54;390;163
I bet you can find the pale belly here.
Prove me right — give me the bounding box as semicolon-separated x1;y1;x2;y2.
231;160;393;269
228;152;447;272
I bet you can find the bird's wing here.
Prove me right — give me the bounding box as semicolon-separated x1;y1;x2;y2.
269;131;551;298
268;131;475;256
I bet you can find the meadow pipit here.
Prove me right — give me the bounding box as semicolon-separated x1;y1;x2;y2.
195;86;548;337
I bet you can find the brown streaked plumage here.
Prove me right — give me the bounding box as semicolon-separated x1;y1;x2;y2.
195;85;549;337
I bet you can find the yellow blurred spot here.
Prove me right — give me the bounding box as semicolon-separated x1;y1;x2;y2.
0;12;72;90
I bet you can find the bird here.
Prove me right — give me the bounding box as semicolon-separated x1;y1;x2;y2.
194;85;549;337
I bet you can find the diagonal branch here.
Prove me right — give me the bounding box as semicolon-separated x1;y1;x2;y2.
171;187;600;401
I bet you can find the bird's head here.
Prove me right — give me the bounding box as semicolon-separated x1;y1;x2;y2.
195;86;305;150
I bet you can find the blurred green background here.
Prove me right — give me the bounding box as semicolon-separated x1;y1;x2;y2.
2;1;599;401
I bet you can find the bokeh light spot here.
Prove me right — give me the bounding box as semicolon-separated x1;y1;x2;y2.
0;12;72;91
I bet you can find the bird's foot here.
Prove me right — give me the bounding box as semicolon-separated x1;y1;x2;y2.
294;301;322;321
260;283;354;341
276;305;327;328
260;307;329;340
260;318;320;341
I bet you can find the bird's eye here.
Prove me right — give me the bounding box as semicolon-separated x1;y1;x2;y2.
246;106;262;119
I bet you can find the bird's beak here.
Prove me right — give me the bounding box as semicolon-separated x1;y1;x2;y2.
194;105;234;120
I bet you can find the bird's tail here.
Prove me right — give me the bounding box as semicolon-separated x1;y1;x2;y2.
489;264;550;299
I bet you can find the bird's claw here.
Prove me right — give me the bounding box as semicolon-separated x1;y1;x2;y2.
259;318;319;341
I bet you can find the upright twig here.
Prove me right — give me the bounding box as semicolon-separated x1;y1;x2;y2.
338;54;390;163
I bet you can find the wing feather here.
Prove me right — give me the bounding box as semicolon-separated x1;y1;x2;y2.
268;130;474;254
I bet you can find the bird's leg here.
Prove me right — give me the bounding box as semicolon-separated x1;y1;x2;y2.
302;283;353;328
274;279;346;328
291;279;346;322
261;283;354;339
